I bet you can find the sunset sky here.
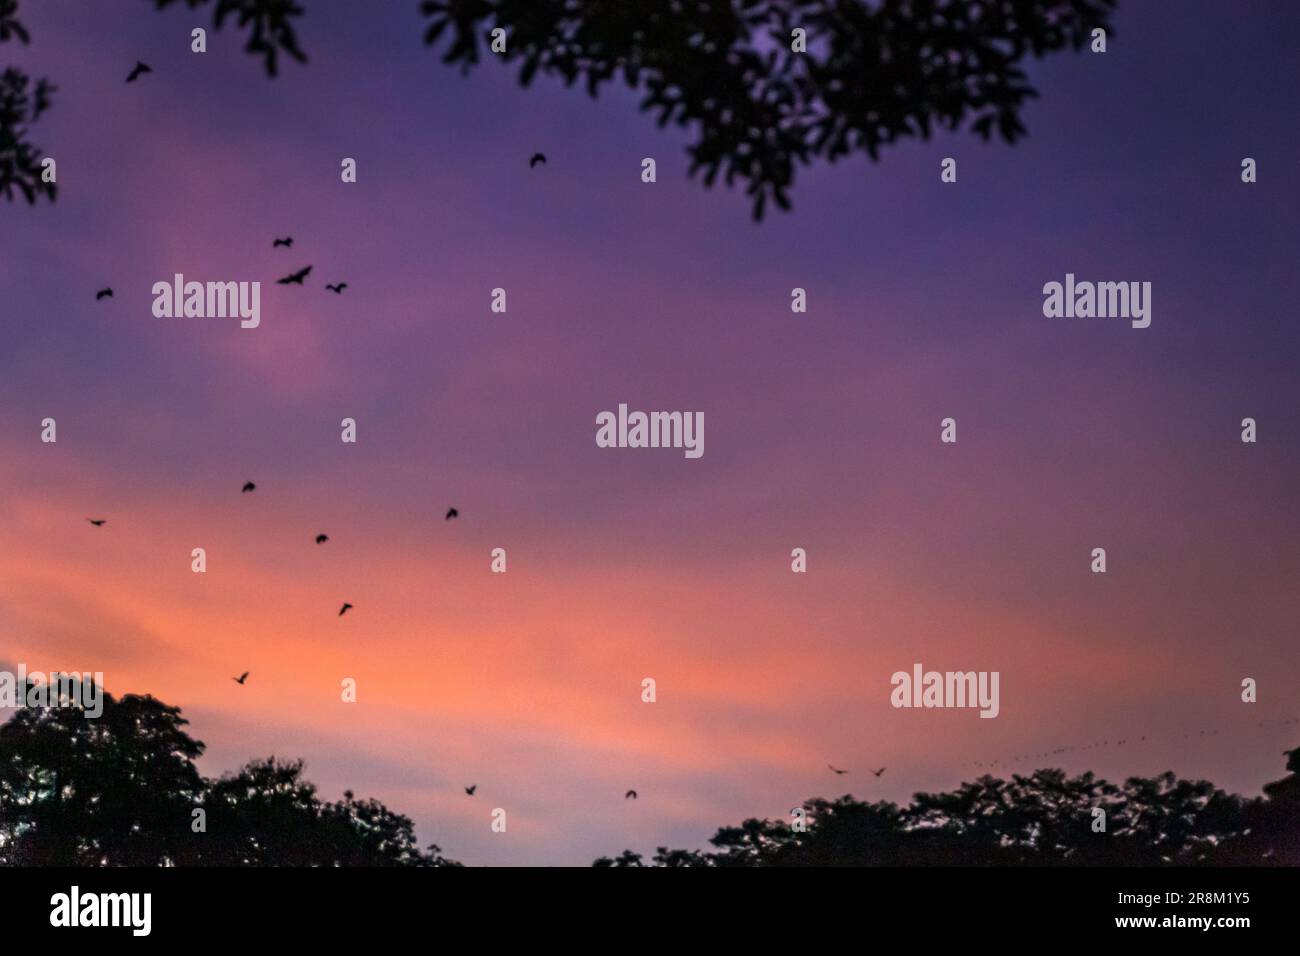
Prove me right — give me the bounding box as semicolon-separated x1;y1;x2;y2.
2;1;1298;865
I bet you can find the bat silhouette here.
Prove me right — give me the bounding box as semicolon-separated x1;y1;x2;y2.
625;790;637;800
325;283;347;294
529;153;546;168
445;508;458;520
872;767;886;777
272;237;293;248
828;765;848;775
315;534;329;544
126;61;151;83
339;603;353;617
87;518;107;527
464;785;477;796
277;265;312;285
241;481;256;493
95;288;113;300
233;672;249;685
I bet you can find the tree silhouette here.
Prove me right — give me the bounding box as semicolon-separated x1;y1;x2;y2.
152;0;307;76
197;758;460;866
1224;746;1300;865
7;682;1294;867
0;1;54;204
594;755;1300;866
0;684;460;866
419;0;1116;217
0;689;203;865
1;0;1117;216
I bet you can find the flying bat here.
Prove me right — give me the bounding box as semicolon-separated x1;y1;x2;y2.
233;672;249;685
465;785;477;796
872;767;886;777
325;283;347;294
339;603;353;616
276;265;312;285
87;518;107;527
126;61;151;83
625;790;637;800
828;765;848;775
529;153;546;168
315;534;329;544
95;288;113;300
241;481;256;493
272;237;293;248
445;508;459;520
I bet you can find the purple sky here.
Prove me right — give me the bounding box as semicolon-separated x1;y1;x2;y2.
1;0;1298;865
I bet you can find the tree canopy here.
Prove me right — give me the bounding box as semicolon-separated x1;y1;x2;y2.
0;685;460;866
2;682;1295;866
1;0;1117;216
594;751;1300;866
0;0;55;203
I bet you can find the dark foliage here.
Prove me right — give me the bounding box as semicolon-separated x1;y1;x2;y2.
3;681;1295;867
0;1;55;204
594;751;1300;866
419;0;1116;217
0;685;460;866
153;0;307;76
2;1;1116;213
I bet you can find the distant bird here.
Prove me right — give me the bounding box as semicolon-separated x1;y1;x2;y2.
445;508;458;520
872;767;886;777
277;265;312;285
272;236;293;248
95;288;113;301
232;672;249;685
529;152;546;168
125;61;151;83
315;534;329;544
339;603;353;617
241;481;256;493
625;790;637;800
325;283;347;294
87;518;107;527
464;785;477;796
828;765;848;775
